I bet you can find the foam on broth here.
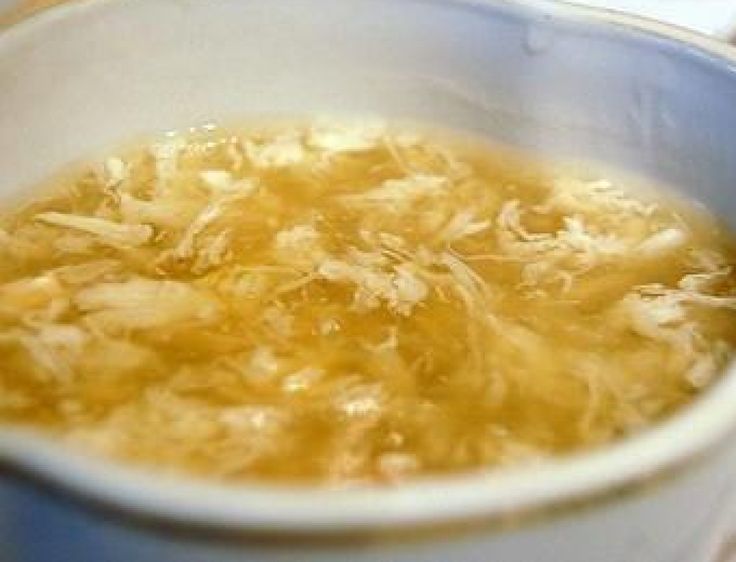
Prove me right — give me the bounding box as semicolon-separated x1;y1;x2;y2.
0;119;734;485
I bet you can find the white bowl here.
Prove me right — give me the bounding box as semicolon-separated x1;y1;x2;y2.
1;1;736;561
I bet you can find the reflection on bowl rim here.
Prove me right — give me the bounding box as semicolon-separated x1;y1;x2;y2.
1;0;736;537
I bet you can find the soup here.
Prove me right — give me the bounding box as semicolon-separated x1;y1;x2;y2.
0;119;734;485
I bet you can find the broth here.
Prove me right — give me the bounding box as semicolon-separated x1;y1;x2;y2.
0;119;734;485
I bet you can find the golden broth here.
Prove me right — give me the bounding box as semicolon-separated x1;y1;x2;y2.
0;119;734;485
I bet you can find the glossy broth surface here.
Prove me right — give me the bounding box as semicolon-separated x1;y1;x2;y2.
1;120;734;485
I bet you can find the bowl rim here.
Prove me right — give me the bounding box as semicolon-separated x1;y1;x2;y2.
1;0;736;534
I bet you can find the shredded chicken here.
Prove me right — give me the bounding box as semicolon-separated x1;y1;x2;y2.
35;212;152;248
75;278;221;332
308;119;386;153
245;133;305;169
341;174;448;211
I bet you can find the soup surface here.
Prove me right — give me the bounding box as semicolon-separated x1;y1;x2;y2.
1;120;735;485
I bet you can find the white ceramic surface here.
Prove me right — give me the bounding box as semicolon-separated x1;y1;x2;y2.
3;0;736;38
1;1;736;561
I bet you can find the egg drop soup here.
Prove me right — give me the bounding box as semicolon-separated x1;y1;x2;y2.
0;120;734;485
